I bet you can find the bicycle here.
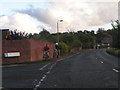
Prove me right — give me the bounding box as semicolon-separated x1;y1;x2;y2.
43;51;49;60
53;49;59;58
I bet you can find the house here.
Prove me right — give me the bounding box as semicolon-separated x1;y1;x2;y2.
101;35;112;47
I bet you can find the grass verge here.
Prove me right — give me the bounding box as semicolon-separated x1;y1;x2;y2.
106;47;120;57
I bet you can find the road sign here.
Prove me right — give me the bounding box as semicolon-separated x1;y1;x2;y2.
4;52;20;57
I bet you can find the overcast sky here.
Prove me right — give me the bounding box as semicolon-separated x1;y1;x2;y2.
0;0;119;33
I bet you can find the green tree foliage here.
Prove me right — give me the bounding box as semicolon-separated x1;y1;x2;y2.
32;29;96;49
71;40;82;48
96;28;109;43
32;28;52;42
5;29;31;40
111;20;120;49
5;24;117;51
31;26;116;51
59;42;70;55
59;32;75;45
76;30;96;49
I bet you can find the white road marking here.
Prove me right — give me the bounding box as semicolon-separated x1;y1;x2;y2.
39;63;51;70
57;58;64;62
34;74;46;90
2;65;18;68
34;61;57;90
46;71;50;74
2;64;27;68
36;85;39;87
95;57;103;64
3;70;17;72
49;62;56;70
34;52;80;89
38;82;41;85
113;68;119;73
68;53;77;58
41;75;46;81
68;56;73;58
100;61;104;63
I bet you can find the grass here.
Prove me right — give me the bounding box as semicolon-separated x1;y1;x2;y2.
106;47;120;57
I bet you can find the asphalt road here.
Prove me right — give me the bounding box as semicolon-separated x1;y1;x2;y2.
2;49;119;89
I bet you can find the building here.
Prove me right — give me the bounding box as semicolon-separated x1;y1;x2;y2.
101;35;112;47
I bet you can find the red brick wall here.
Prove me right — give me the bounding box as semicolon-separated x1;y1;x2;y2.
2;39;55;64
30;40;55;61
2;39;31;64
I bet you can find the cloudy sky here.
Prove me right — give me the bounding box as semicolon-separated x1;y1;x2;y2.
0;0;119;34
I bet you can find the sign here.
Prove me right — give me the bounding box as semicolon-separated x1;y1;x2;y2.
4;52;20;57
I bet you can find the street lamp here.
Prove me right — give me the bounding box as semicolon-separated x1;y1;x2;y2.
57;20;63;43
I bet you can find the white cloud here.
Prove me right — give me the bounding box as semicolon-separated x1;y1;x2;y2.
0;13;53;33
1;0;119;2
0;1;118;33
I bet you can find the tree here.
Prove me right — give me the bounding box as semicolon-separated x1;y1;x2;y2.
59;33;75;45
71;40;82;48
96;28;109;44
111;20;120;49
32;28;52;41
7;30;29;40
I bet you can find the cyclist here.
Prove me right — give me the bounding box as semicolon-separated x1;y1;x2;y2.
43;44;49;59
55;43;60;58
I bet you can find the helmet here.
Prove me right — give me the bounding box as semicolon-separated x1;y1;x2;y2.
55;43;58;45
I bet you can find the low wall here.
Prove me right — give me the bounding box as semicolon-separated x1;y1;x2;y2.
2;39;55;64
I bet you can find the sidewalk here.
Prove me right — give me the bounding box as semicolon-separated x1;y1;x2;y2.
2;50;84;68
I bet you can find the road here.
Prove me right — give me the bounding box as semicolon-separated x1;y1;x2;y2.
2;49;119;89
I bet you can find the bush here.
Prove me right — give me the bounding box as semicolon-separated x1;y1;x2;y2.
71;40;82;48
59;42;70;55
106;48;120;57
82;43;93;49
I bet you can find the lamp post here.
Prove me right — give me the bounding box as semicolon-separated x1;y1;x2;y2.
57;20;63;44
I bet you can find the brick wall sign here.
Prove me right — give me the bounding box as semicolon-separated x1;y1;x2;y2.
2;39;55;64
4;52;20;57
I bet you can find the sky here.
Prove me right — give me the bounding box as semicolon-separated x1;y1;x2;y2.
0;0;119;34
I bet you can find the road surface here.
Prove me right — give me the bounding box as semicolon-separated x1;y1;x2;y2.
2;49;119;89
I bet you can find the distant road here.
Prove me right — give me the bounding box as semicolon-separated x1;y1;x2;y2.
2;49;119;89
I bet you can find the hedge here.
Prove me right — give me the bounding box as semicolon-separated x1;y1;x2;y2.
59;42;70;55
106;48;120;57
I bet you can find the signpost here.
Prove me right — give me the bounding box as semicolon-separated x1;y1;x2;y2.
4;52;20;57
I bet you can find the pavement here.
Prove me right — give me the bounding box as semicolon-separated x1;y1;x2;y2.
2;49;119;89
